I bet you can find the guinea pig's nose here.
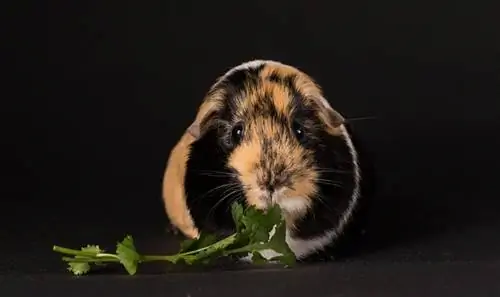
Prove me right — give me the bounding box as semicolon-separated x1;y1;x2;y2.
258;183;274;200
262;180;275;194
266;185;275;196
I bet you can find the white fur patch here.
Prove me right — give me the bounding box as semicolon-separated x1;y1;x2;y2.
223;60;266;76
218;59;287;83
279;196;310;214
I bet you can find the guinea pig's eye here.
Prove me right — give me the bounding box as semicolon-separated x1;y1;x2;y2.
292;121;307;143
230;122;244;145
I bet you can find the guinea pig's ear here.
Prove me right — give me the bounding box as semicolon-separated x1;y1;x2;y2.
186;99;220;139
314;96;346;135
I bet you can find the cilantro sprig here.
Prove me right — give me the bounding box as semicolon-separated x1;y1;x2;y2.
52;202;296;276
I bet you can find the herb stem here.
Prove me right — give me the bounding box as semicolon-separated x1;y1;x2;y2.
183;233;238;256
223;243;267;256
140;255;178;262
62;257;119;263
53;246;100;257
140;233;238;262
98;253;119;259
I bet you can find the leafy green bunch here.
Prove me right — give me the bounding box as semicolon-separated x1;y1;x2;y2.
52;202;296;276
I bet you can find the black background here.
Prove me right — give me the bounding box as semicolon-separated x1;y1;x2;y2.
2;0;500;296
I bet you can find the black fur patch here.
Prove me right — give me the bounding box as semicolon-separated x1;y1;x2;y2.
292;127;357;240
184;127;243;235
247;91;284;120
216;64;266;115
222;64;265;92
297;123;376;262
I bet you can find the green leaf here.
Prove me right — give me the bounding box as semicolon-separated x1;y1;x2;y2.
262;205;282;227
266;221;296;267
240;204;283;244
250;251;268;265
67;262;91;276
183;233;238;265
231;202;245;232
226;203;279;253
223;203;295;265
116;235;140;275
179;232;219;253
179;238;197;253
175;255;198;265
177;232;222;264
81;245;103;254
64;245;106;275
198;234;219;248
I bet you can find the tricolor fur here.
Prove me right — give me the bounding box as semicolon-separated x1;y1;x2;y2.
162;60;365;260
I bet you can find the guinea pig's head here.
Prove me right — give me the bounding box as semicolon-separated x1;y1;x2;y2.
187;60;346;220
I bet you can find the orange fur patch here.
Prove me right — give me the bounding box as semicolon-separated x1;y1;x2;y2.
162;132;200;239
260;63;344;136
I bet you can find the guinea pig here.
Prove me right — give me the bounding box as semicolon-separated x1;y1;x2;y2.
161;60;373;262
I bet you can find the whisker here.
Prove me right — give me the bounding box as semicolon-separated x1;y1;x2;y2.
202;189;241;223
224;193;246;213
314;179;344;188
196;169;235;174
196;173;232;178
344;116;378;122
205;182;240;196
315;167;353;174
314;193;336;215
193;170;238;178
206;187;244;221
190;182;240;205
193;169;236;174
314;177;343;183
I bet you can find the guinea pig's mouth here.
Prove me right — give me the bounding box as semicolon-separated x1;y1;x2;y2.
257;187;288;208
256;188;310;215
249;185;309;215
255;188;275;201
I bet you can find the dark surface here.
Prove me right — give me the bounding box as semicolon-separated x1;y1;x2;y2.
2;263;500;297
3;0;500;296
